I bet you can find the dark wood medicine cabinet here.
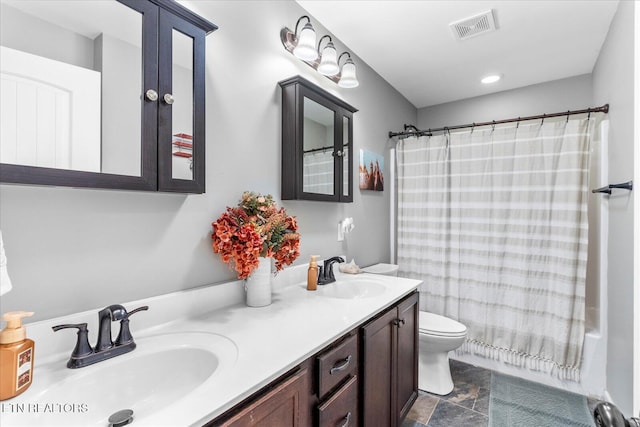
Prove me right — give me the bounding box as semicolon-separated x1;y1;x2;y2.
279;76;358;202
0;0;216;193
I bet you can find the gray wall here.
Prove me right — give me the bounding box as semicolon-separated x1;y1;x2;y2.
0;0;416;321
417;74;594;128
592;0;636;415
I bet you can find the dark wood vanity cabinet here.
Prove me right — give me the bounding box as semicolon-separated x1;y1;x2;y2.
361;292;419;427
213;366;310;427
207;292;418;427
0;0;216;193
279;76;358;202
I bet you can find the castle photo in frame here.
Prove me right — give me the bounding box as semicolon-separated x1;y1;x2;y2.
359;149;384;191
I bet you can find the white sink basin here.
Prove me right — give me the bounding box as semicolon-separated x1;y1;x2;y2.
3;332;237;426
317;279;386;299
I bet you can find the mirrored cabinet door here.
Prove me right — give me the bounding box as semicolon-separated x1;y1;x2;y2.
303;97;335;196
342;116;352;199
0;0;216;193
157;7;207;193
0;0;158;190
280;76;357;202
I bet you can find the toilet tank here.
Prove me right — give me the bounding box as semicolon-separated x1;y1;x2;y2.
362;263;399;277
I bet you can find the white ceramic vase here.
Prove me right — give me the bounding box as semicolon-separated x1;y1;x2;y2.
244;257;272;307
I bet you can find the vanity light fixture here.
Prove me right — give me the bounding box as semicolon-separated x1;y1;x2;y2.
281;16;359;88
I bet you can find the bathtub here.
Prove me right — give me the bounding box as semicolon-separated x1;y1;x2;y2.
451;328;606;398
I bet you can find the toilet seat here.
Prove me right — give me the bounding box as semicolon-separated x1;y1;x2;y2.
419;312;467;337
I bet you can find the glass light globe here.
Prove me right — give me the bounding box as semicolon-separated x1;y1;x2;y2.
338;58;359;88
318;42;339;76
293;23;318;61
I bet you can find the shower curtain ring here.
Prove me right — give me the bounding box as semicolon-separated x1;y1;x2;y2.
491;121;496;132
566;111;570;123
516;118;521;129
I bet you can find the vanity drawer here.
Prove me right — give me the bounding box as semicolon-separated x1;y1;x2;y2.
317;375;358;427
317;333;358;398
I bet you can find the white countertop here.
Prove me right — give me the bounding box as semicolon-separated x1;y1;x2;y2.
1;269;421;427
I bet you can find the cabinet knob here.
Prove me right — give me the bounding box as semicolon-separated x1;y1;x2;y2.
145;89;158;102
163;93;175;105
394;318;406;327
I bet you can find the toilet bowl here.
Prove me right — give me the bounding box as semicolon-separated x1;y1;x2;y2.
362;264;468;396
418;311;467;395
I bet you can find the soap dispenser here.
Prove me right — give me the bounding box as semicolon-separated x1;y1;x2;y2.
307;255;319;291
0;311;35;400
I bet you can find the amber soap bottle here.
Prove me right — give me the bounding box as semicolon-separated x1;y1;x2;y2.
307;255;319;291
0;311;35;400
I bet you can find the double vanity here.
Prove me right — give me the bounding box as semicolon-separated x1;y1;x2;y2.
2;267;421;426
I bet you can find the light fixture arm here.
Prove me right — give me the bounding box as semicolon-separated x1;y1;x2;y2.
338;52;352;66
294;15;312;37
317;35;333;52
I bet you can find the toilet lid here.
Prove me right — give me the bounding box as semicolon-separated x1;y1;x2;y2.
362;263;399;275
419;312;467;336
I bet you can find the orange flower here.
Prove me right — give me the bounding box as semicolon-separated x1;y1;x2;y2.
211;192;300;279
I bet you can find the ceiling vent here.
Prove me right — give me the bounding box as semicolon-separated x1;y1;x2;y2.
449;10;496;41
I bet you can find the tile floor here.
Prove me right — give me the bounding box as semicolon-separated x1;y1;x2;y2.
402;359;490;427
401;359;598;427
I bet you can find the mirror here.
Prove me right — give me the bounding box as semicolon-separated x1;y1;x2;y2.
0;0;143;176
171;29;194;180
342;116;350;197
303;97;334;195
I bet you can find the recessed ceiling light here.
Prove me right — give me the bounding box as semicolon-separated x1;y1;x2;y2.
481;74;502;84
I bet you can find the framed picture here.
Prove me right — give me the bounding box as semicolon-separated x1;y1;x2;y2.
359;149;384;191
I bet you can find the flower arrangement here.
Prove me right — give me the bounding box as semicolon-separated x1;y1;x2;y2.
211;192;301;279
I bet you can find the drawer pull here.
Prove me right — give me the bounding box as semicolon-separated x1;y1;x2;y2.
338;411;352;427
329;355;352;375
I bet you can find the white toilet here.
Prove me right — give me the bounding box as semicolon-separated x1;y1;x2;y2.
362;263;468;396
418;311;467;395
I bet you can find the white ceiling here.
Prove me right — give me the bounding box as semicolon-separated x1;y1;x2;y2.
296;0;619;109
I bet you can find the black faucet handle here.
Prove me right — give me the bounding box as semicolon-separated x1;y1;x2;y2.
115;306;148;346
52;323;93;358
127;305;149;317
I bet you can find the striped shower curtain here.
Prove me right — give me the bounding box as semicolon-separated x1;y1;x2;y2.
397;118;592;381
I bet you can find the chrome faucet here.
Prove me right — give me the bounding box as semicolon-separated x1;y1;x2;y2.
318;256;345;285
52;304;148;369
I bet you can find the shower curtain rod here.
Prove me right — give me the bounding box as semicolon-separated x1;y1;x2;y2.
388;103;609;139
303;145;334;154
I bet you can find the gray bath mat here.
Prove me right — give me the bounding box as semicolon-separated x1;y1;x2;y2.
489;372;594;427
